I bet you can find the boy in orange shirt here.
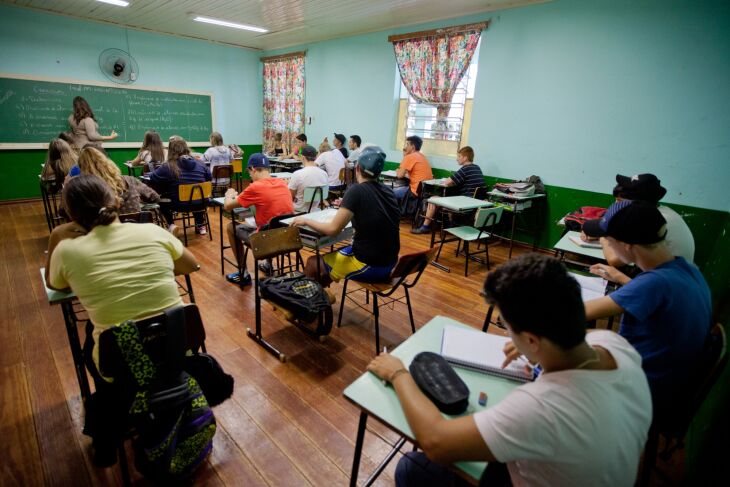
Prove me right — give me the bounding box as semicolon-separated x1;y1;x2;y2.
394;135;433;202
223;153;294;285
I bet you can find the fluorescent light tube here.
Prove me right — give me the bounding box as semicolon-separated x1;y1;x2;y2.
193;16;268;33
96;0;130;6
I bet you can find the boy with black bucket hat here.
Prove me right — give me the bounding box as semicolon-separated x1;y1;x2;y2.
291;146;400;287
584;200;712;423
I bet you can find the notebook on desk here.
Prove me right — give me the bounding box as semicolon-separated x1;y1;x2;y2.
441;325;532;383
570;272;608;302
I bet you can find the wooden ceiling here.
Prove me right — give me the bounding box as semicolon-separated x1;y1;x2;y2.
4;0;550;50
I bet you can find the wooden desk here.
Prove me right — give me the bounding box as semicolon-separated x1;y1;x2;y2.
344;315;520;486
426;196;494;272
486;191;546;258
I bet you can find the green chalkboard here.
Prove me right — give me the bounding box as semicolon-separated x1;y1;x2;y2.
0;75;213;147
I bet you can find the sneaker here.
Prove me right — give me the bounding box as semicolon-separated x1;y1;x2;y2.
226;271;252;286
410;225;431;235
196;225;208;235
258;261;273;276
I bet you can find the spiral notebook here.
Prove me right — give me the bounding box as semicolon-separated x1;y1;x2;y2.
440;325;532;383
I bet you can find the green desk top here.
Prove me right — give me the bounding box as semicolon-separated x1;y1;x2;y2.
554;231;606;260
428;195;493;211
343;315;520;481
486;191;546;201
40;268;75;304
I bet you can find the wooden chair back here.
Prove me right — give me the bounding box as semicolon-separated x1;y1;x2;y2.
212;164;233;180
248;227;303;260
178;181;212;203
380;247;438;295
232;158;243;174
337;167;346;185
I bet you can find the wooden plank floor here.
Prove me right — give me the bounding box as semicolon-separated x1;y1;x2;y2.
0;200;682;486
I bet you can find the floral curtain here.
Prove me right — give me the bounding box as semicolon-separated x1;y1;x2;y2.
262;55;305;154
393;30;481;139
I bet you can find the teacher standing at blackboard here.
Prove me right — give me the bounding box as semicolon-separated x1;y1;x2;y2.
67;96;118;148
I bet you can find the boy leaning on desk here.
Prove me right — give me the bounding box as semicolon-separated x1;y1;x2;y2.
368;253;652;487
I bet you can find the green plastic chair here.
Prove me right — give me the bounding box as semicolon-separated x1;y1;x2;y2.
434;206;503;276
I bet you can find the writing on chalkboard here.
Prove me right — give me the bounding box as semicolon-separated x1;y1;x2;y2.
0;76;213;145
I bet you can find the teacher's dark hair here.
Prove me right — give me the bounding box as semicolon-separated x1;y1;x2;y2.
62;174;119;231
72;96;96;123
483;253;586;350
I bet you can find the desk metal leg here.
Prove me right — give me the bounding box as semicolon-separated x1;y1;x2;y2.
508;203;517;258
364;437;406;487
61;301;91;403
184;274;196;303
219;207;225;275
350;412;368;487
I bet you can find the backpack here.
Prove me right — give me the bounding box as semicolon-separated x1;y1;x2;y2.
564;206;607;232
110;320;216;484
228;144;243;158
259;271;333;337
493;175;545;196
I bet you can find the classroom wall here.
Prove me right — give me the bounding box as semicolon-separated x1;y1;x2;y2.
0;3;262;200
263;0;730;214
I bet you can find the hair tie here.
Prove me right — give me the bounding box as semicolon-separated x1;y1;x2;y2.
98;206;107;214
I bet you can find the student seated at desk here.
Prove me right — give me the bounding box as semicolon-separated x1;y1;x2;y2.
292;146;400;286
149;136;212;235
368;253;651;486
288;145;328;213
411;145;485;234
45;174;199;465
41;137;78;182
128;130;166;171
583;201;711;424
283;133;307;159
223;153;294;286
78;146;159;215
394;135;433;203
582;173;696;285
203;131;233;184
265;132;286;156
315;137;346;189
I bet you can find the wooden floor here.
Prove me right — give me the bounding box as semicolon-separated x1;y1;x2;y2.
1;200;682;486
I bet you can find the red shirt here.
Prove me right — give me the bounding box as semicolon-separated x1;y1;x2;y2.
237;177;294;228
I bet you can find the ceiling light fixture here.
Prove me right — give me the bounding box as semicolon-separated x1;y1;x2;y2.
193;15;268;33
96;0;130;6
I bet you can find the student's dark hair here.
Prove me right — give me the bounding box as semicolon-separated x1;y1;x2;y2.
406;135;423;151
210;131;224;146
166;137;191;178
350;135;361;147
295;133;307;142
72;96;95;123
142;130;165;163
62;174;119;231
483;253;586;349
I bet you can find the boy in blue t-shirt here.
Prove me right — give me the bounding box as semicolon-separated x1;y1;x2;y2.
584;200;712;419
411;145;485;234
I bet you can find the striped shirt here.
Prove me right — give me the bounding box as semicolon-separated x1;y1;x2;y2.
451;163;485;197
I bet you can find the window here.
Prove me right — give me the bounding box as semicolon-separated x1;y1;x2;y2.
396;40;480;156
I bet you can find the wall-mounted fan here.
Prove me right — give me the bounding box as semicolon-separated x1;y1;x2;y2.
98;48;139;84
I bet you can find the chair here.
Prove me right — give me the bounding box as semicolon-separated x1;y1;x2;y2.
337;247;437;355
231;158;244;192
328;168;347;199
434;206;503;276
303;185;329;212
174;182;212;246
96;304;208;486
211;164;233;199
246;227;306;362
638;323;727;486
473;186;489;200
401;181;425;228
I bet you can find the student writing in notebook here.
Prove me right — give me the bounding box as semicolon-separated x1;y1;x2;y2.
368;254;652;487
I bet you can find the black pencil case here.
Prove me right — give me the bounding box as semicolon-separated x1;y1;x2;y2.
409;351;470;415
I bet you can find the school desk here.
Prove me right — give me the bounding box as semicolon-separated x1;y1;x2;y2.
270;172;293;179
344;315;520;486
426;195;494;272
485;191;546;259
123;161;144;177
210;196;253;275
553;230;607;262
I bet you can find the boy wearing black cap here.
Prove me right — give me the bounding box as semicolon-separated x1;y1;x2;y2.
223;153;294;285
584;200;711;415
333;133;348;159
583;173;695;265
291;146;400;286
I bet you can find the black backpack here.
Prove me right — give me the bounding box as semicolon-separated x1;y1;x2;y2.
259;271;333;337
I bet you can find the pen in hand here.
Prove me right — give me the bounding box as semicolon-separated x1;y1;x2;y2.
381;346;388;386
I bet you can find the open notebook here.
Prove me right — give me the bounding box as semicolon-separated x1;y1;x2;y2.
441;326;532;383
570;272;608;302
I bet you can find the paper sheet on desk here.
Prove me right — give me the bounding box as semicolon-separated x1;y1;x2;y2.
571;273;608;302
